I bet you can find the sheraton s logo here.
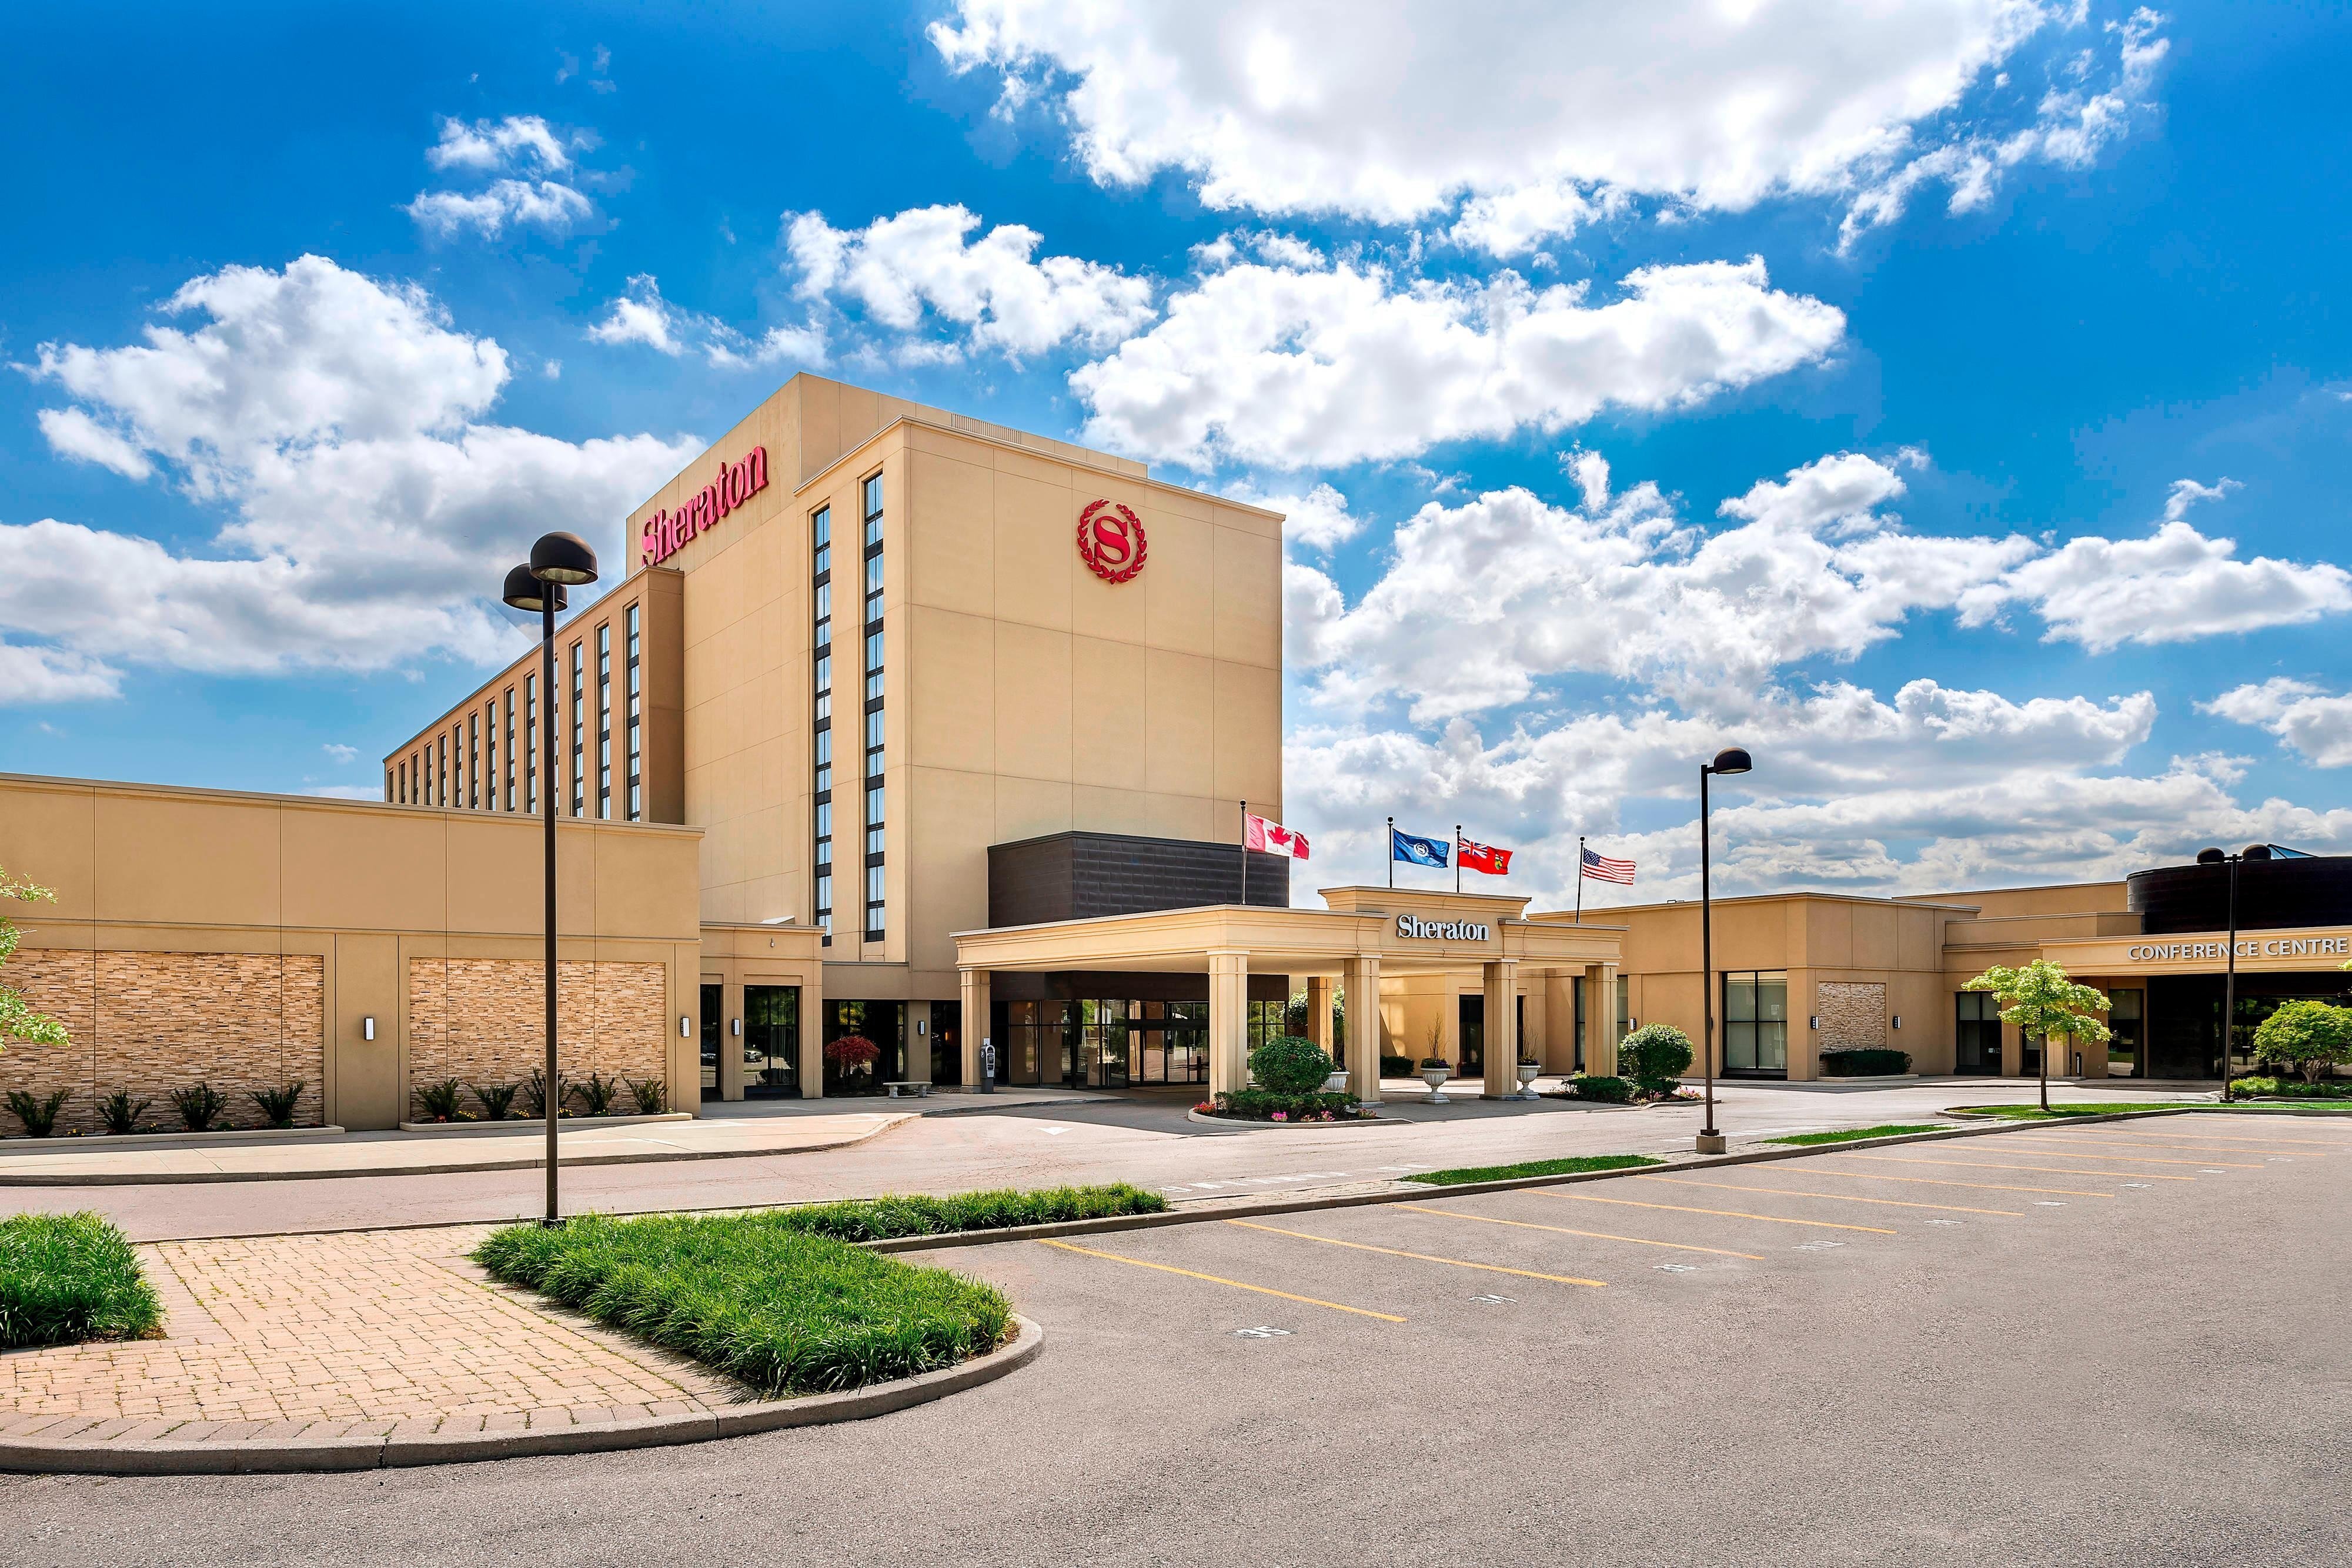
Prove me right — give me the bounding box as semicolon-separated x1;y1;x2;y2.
1077;499;1147;584
640;445;769;567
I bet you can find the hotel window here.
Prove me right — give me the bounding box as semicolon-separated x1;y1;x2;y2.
1955;991;2002;1075
596;622;613;820
439;735;449;808
860;473;885;940
569;640;586;816
2106;987;2143;1078
811;504;833;942
1722;971;1789;1076
624;602;642;821
480;706;494;810
385;766;394;803
523;674;539;813
503;688;516;811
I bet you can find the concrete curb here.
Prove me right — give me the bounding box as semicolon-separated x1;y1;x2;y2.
0;1314;1043;1476
396;1112;693;1134
0;1125;348;1154
0;1115;916;1188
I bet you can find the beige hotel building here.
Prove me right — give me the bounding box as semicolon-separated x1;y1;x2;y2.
2;376;2333;1135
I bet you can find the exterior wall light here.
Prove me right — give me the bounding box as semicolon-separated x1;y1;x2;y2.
679;1015;691;1038
733;1018;743;1037
363;1017;376;1041
1808;1015;1820;1029
1892;1015;1902;1029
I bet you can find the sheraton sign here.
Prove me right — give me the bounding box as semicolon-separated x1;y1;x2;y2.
1396;914;1492;941
640;445;769;567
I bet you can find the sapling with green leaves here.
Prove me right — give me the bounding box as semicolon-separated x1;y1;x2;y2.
1962;959;2112;1114
1;866;71;1057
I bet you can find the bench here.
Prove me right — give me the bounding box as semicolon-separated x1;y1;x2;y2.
884;1081;933;1098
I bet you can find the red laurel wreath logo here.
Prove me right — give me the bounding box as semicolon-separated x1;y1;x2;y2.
1077;499;1147;584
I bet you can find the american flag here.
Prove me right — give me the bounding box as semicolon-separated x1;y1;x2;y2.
1581;845;1636;885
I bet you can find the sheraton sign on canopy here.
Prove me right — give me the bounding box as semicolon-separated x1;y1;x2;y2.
640;445;769;567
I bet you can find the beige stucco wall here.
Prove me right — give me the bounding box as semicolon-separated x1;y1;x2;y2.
0;773;704;1132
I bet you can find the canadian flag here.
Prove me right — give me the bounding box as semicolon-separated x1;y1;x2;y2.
1244;812;1310;860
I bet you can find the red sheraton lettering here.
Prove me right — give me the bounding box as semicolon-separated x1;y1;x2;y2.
640;445;769;567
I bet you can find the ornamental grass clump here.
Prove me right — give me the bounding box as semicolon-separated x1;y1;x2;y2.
473;1211;1011;1397
0;1212;163;1349
769;1183;1166;1243
5;1088;70;1137
168;1081;228;1132
249;1081;305;1129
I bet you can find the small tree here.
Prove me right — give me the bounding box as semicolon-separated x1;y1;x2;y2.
1618;1024;1694;1092
1249;1035;1335;1095
1;866;71;1056
1962;961;2111;1114
2251;999;2352;1085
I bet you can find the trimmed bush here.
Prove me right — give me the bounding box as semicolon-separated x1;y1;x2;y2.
1819;1047;1913;1076
2230;1075;2352;1100
2252;999;2352;1085
0;1212;163;1349
1248;1035;1335;1094
1379;1053;1415;1077
1568;1074;1634;1103
5;1088;70;1138
768;1183;1165;1243
1205;1088;1361;1122
1618;1024;1694;1088
473;1212;1010;1396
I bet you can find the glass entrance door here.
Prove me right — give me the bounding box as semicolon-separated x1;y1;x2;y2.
744;985;800;1096
1955;991;2002;1074
700;982;721;1093
2106;988;2143;1076
1081;999;1128;1088
1458;995;1485;1076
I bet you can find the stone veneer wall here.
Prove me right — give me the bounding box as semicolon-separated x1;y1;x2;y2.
1816;981;1889;1052
1;951;326;1135
407;958;668;1116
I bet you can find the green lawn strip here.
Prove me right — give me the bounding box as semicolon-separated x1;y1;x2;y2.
0;1212;163;1350
475;1211;1013;1397
1944;1101;2351;1120
767;1183;1165;1242
1764;1123;1950;1145
1403;1154;1662;1187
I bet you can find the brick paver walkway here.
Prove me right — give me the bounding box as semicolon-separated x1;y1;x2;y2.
0;1226;743;1447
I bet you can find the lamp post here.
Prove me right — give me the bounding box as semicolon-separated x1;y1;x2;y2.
1696;746;1753;1155
2195;843;2271;1103
502;533;599;1226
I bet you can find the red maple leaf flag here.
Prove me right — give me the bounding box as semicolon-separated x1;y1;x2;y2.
1458;836;1513;875
1244;812;1310;860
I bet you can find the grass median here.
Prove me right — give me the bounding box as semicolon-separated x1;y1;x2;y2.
0;1212;163;1350
1403;1154;1662;1187
768;1182;1166;1242
1766;1123;1949;1145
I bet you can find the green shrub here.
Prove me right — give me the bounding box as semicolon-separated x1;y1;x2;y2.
2230;1075;2352;1100
1379;1053;1415;1076
768;1183;1166;1243
248;1082;305;1129
1819;1047;1913;1076
168;1081;228;1132
571;1071;625;1116
1205;1088;1361;1121
473;1212;1011;1396
469;1082;520;1121
1248;1035;1335;1094
0;1212;163;1349
521;1067;569;1118
626;1077;667;1115
5;1088;71;1138
96;1091;149;1136
1618;1024;1695;1088
2252;999;2352;1084
1568;1074;1633;1103
412;1077;465;1122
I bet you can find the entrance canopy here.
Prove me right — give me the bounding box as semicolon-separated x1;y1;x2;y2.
952;887;1625;1101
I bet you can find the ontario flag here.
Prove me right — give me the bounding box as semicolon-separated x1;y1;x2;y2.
1244;812;1310;860
1581;845;1636;885
1457;836;1513;875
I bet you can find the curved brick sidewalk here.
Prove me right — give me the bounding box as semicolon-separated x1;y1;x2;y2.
0;1225;1039;1473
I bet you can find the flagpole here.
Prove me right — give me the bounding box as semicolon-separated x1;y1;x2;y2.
1239;800;1248;907
1576;835;1585;924
1387;815;1394;890
1454;825;1462;894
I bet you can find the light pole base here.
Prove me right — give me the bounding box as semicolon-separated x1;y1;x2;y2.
1695;1132;1727;1155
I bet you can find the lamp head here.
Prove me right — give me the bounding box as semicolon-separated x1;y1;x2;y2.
2195;847;2226;865
529;531;599;586
2243;844;2273;861
1708;747;1753;777
501;564;567;613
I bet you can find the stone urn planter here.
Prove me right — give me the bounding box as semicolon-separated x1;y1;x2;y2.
1322;1069;1350;1093
1515;1061;1542;1099
1418;1062;1453;1104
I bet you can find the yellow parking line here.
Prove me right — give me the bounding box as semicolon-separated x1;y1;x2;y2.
1993;1143;2262;1169
1537;1190;1896;1234
1036;1238;1407;1322
1638;1175;2021;1216
2113;1128;2352;1148
1222;1219;1606;1288
1805;1166;2114;1199
1843;1153;2194;1182
2060;1135;2328;1156
1397;1203;1766;1261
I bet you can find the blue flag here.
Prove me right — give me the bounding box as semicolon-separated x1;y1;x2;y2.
1391;828;1450;868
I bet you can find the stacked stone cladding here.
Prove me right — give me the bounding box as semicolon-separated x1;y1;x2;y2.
1816;981;1889;1053
406;958;667;1117
1;951;325;1135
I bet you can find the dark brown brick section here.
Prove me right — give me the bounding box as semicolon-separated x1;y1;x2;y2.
406;959;668;1116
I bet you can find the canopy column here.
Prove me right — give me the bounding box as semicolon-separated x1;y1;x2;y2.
1305;976;1335;1056
958;967;991;1086
1209;950;1250;1097
1590;962;1619;1077
1342;954;1382;1104
1482;959;1520;1099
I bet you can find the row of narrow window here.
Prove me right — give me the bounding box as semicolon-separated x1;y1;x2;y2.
813;471;887;945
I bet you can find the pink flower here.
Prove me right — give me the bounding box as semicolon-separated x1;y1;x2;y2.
1272;1111;1288;1121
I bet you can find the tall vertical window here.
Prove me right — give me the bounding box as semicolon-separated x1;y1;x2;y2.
596;622;613;820
523;674;539;813
569;641;586;817
438;735;449;808
503;689;516;811
860;473;885;940
481;706;495;810
385;766;395;803
624;603;642;821
1723;971;1789;1076
811;505;833;942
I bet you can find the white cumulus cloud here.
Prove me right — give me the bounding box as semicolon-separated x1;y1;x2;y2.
407;114;597;240
586;275;827;369
2203;680;2352;769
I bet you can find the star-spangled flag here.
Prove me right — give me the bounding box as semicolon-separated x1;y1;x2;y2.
1458;837;1513;875
1581;845;1636;885
1244;812;1309;860
1390;828;1449;868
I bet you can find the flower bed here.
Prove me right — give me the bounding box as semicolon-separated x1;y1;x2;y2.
1191;1089;1372;1123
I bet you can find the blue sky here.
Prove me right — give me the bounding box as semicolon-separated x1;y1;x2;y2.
6;1;2352;908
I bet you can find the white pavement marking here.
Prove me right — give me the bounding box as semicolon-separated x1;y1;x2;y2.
1233;1326;1292;1339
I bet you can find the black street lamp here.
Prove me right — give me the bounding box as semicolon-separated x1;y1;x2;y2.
1697;746;1753;1155
2195;842;2271;1103
503;533;598;1226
